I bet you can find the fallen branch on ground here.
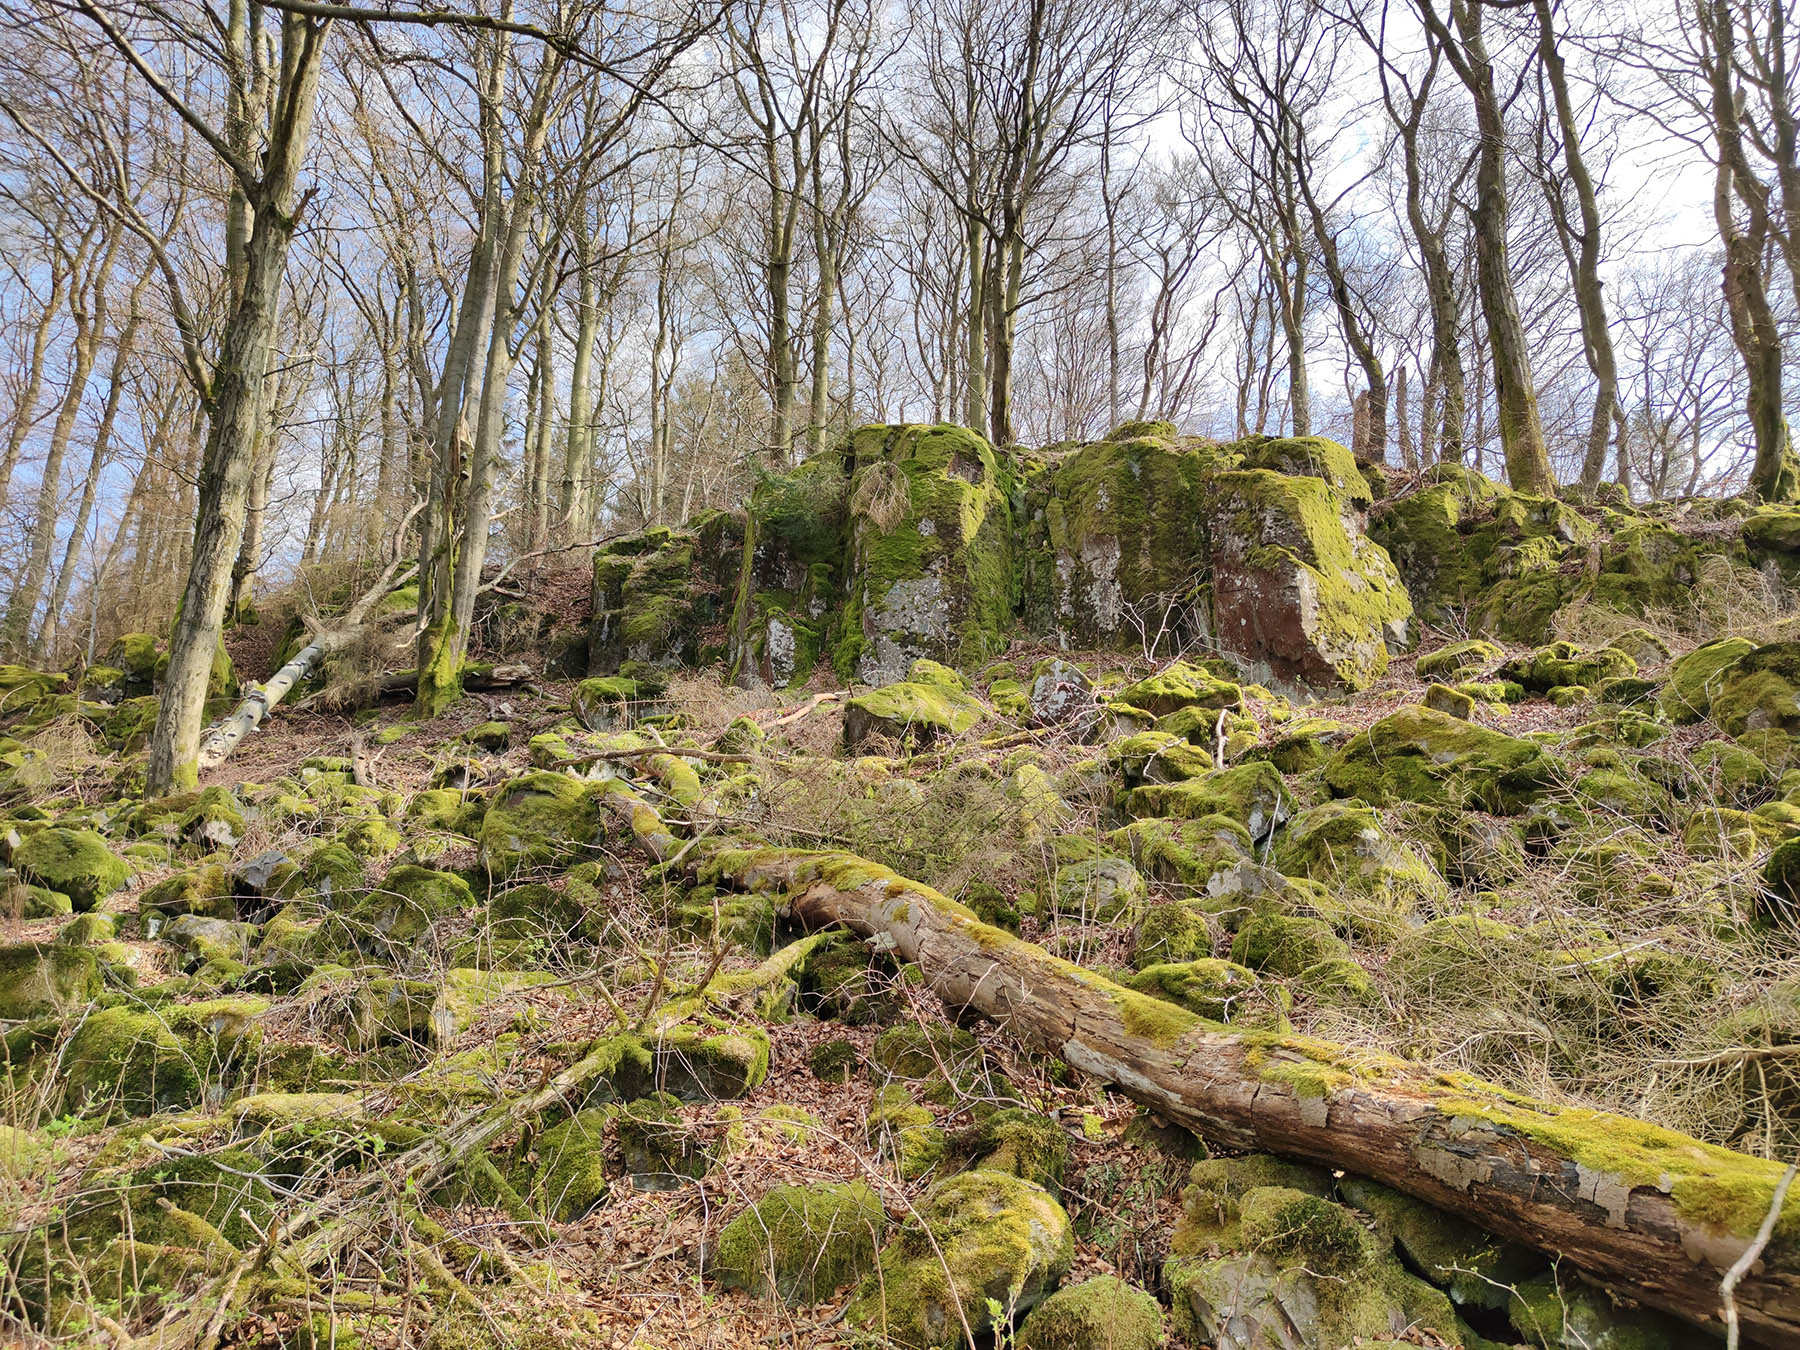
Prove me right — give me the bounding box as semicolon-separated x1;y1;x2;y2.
597;774;1800;1344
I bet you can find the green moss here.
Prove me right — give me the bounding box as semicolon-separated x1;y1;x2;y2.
1132;900;1217;968
1048;857;1146;922
530;1107;611;1222
846;1169;1073;1348
867;1087;949;1179
479;771;602;879
810;1038;858;1083
714;1181;887;1305
842;680;986;749
1207;466;1414;692
10;828;129;911
1114;662;1243;717
64;1006;209;1116
128;785;246;851
1229;915;1350;976
1016;1275;1164;1350
1111;814;1253;887
1500;641;1637;693
1128;959;1289;1029
1659;636;1755;723
958;1109;1068;1189
1124;760;1292;838
0;942;98;1019
1339;1175;1544;1315
1323;705;1562;813
1272;800;1448;919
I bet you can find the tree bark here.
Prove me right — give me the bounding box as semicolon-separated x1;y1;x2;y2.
145;12;330;795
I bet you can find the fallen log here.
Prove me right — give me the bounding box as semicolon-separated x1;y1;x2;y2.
596;777;1800;1344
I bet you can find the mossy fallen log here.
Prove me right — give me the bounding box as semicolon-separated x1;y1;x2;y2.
596;776;1800;1344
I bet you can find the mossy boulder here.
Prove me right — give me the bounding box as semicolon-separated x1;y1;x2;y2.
1229;915;1350;976
0;942;98;1019
1506;1270;1693;1349
1111;814;1253;887
1323;705;1561;813
838;424;1017;684
344;865;476;948
654;1023;771;1101
1026;432;1212;650
715;1181;887;1306
1206;464;1412;692
1124;761;1292;840
129;785;247;852
1659;636;1755;723
479;772;602;879
1016;1275;1164;1350
1113;662;1243;718
1128;958;1289;1029
846;1169;1074;1348
10;828;129;911
1423;682;1477;719
1707;641;1800;736
1049;857;1146;922
873;1023;979;1080
1272;801;1448;919
956;1109;1068;1189
139;864;235;931
529;1107;611;1222
616;1092;712;1189
64;1006;207;1115
1166;1184;1463;1350
868;1087;949;1180
1415;639;1502;681
1499;641;1637;693
1132;900;1216;968
0;665;66;716
842;680;985;749
1338;1175;1544;1316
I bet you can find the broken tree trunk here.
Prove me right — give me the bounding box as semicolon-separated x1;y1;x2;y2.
595;777;1800;1343
196;505;423;774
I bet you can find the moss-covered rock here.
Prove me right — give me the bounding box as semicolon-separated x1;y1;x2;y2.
956;1108;1068;1189
479;772;601;879
1111;814;1253;887
1272;800;1448;919
1323;705;1562;813
345;865;476;948
1228;915;1350;976
616;1092;712;1189
1016;1275;1164;1350
847;1169;1073;1347
1506;1270;1693;1349
1207;463;1412;692
1499;641;1636;693
1338;1175;1544;1316
655;1023;771;1101
1132;900;1215;968
1113;662;1243;718
868;1086;948;1180
1708;641;1800;736
1124;761;1292;840
1415;639;1502;681
64;1006;208;1115
0;941;98;1019
129;786;246;852
873;1023;979;1079
530;1107;611;1222
837;424;1018;683
715;1181;887;1305
1128;958;1289;1029
1659;636;1755;724
842;680;986;749
1049;857;1146;923
10;828;129;911
810;1038;858;1083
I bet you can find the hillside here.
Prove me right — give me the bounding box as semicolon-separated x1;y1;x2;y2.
2;424;1800;1350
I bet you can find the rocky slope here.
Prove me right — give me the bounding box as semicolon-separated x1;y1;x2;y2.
2;422;1800;1349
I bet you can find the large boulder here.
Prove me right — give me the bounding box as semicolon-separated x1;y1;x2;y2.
479;772;602;879
1206;463;1412;692
588;513;744;672
847;1169;1073;1348
1017;1275;1164;1350
0;942;99;1019
838;424;1017;685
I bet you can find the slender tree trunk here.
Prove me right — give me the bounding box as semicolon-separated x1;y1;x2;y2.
964;214;988;436
563;248;598;536
40;268;152;660
1437;0;1554;493
3;230;118;654
1396;363;1416;472
0;262;69;512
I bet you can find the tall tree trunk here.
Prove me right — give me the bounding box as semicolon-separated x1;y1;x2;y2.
1434;0;1555;493
964;214;988;436
1534;0;1622;493
563;244;598;536
144;12;329;795
1396;362;1416;471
